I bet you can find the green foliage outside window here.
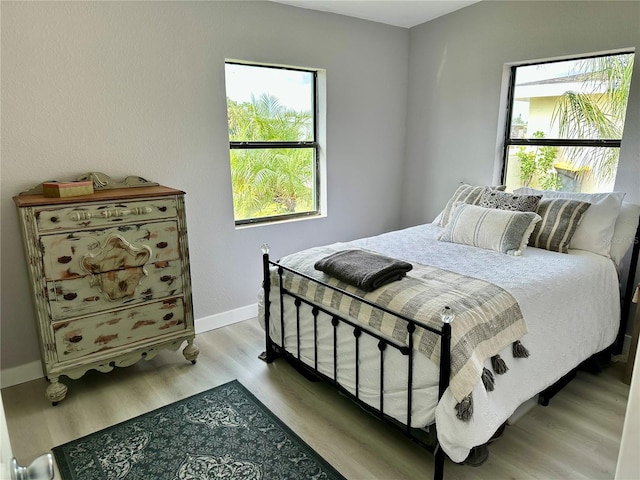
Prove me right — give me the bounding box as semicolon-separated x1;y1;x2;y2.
227;94;315;221
516;131;562;190
551;54;634;185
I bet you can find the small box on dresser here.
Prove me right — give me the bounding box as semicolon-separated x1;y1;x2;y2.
13;184;199;404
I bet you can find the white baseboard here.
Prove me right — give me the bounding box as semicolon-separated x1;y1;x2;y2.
195;303;258;334
0;361;43;390
0;304;258;390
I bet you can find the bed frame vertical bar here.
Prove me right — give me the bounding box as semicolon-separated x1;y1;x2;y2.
406;323;416;433
378;341;386;415
295;299;301;360
279;267;285;349
332;317;339;383
261;247;276;363
354;327;361;399
434;308;453;480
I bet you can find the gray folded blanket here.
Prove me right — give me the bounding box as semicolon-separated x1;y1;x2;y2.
314;249;413;292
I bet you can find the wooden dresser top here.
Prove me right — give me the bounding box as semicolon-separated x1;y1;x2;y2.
14;185;185;208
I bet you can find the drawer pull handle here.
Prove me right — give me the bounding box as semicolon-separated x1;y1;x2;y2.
69;335;83;343
101;207;153;218
156;242;168;249
63;292;78;301
163;313;174;321
58;256;72;264
70;211;93;221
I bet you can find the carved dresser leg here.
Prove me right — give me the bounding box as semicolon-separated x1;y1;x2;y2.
45;377;68;406
183;340;199;364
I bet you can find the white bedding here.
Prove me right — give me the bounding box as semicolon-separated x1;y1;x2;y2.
258;222;621;462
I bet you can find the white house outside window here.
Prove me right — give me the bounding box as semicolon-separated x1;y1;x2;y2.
502;52;635;193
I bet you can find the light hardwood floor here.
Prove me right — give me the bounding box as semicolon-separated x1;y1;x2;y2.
2;319;630;480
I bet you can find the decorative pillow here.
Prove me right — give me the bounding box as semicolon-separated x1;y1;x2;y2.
515;188;625;257
438;203;541;255
479;190;542;212
438;184;506;227
528;198;591;253
610;202;640;267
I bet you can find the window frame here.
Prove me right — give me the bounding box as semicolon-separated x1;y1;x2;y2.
500;51;633;186
226;61;320;226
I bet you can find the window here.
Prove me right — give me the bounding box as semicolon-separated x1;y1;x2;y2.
501;52;634;193
225;62;319;225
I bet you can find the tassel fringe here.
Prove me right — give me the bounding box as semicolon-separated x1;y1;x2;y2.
512;340;530;358
456;394;473;421
482;367;495;392
453;339;530;422
491;354;509;375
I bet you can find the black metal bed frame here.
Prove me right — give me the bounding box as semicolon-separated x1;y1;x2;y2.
259;220;640;480
261;249;452;480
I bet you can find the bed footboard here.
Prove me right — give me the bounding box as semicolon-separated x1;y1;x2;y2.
260;245;452;480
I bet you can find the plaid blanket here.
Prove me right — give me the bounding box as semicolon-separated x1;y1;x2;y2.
273;245;528;410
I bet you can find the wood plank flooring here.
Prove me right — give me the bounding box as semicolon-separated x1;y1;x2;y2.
2;319;630;479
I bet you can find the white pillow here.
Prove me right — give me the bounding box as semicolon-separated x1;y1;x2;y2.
514;188;625;257
610;202;640;266
438;203;541;256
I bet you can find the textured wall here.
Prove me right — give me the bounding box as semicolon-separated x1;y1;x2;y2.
402;0;640;226
1;1;409;373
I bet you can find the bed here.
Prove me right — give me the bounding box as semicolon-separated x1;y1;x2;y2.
257;185;640;480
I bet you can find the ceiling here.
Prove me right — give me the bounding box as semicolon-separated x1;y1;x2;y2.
270;0;480;28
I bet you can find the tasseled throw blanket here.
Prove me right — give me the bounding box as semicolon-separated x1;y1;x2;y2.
275;246;530;421
314;249;413;292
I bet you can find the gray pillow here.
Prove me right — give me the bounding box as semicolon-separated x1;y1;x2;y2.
438;184;506;227
529;198;591;253
479;191;541;213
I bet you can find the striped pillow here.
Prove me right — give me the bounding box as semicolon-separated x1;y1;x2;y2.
438;184;491;227
529;198;591;253
438;203;541;255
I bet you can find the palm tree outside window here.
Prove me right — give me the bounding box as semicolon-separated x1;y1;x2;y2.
225;62;319;225
502;52;635;193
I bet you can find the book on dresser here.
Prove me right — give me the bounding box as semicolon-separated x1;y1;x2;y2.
13;177;199;405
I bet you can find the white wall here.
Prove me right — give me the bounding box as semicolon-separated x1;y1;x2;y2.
0;1;409;376
402;0;640;225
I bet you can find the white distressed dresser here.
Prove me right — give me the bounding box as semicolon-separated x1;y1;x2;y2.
14;183;199;404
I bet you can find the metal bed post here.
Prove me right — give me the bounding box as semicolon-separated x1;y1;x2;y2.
259;244;277;363
434;307;453;480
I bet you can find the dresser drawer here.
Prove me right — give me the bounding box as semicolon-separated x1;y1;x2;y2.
35;198;178;232
52;297;187;361
40;220;180;281
47;260;183;321
40;221;183;318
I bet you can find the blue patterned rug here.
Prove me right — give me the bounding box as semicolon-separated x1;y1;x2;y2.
52;380;346;479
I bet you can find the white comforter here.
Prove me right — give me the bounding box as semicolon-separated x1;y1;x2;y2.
259;223;620;462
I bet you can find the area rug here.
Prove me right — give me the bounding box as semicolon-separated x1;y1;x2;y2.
52;380;346;480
